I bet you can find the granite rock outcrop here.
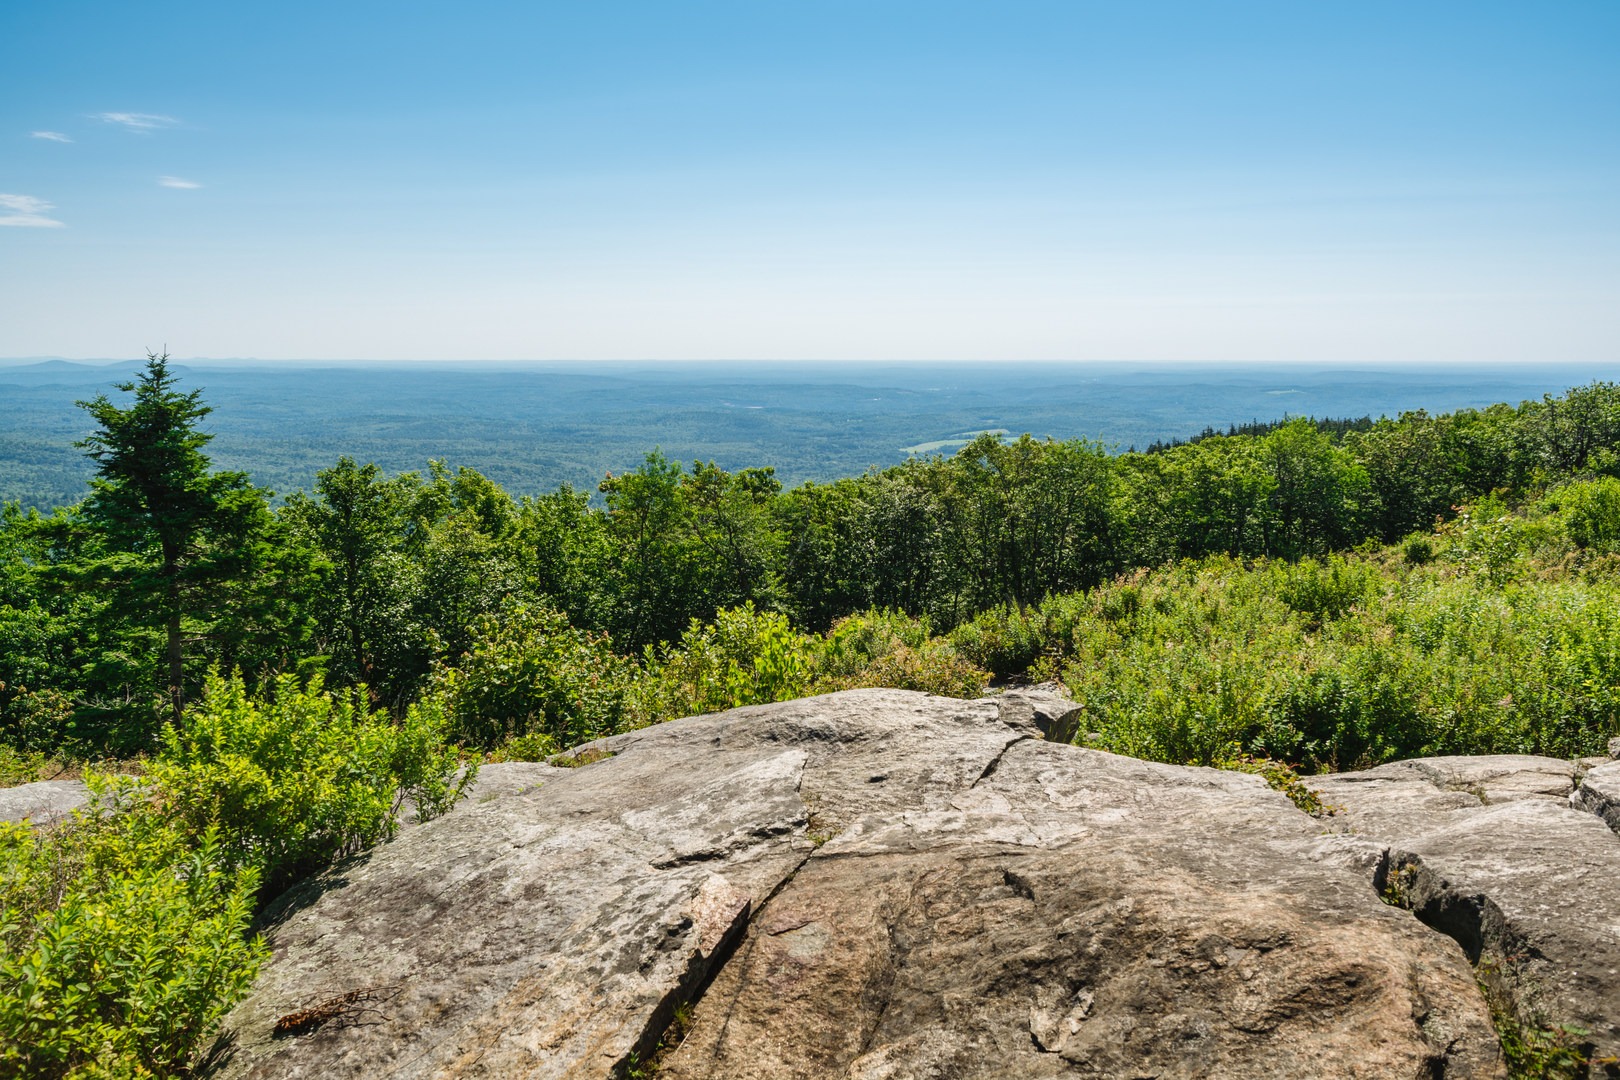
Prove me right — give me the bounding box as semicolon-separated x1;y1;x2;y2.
205;688;1620;1078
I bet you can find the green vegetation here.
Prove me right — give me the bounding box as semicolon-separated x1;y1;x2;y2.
10;367;1620;756
0;807;264;1079
151;672;474;897
5;363;1620;1071
0;672;470;1078
1487;987;1591;1080
947;507;1620;770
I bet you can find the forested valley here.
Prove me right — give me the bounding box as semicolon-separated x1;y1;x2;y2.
6;354;1620;1076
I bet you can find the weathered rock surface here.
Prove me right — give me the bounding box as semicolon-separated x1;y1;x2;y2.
1575;759;1620;837
993;686;1083;745
216;690;1526;1079
0;778;88;824
1315;755;1620;1068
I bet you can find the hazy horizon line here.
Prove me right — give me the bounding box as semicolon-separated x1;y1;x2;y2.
4;355;1616;371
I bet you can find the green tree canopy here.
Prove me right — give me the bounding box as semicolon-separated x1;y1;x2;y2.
75;352;288;726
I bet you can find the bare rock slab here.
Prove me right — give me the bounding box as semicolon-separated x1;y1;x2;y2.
663;738;1500;1080
1316;755;1620;1066
217;690;1507;1079
1575;759;1620;837
0;778;88;824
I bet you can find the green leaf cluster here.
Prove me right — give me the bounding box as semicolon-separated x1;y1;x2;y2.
450;602;989;762
0;671;475;1075
0;800;263;1079
640;603;816;719
150;671;475;896
425;606;636;750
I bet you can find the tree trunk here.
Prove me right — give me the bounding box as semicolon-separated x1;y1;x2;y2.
164;543;185;726
167;589;185;726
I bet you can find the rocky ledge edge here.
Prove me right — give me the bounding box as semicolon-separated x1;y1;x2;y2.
7;689;1620;1078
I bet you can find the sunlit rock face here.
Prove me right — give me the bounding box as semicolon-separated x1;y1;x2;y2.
208;687;1620;1079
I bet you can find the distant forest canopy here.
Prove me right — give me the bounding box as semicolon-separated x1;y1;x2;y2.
1143;414;1378;453
1;357;1612;511
3;351;1619;755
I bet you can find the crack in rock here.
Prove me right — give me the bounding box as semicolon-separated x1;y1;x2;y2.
1572;760;1620;837
971;735;1030;788
613;873;755;1074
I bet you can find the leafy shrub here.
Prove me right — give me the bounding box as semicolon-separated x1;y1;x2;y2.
0;744;50;787
819;608;930;676
1271;555;1378;624
1435;495;1559;586
1042;539;1620;770
0;790;264;1079
948;605;1046;679
427;606;636;749
826;640;988;699
149;671;474;896
482;729;559;763
1557;476;1620;554
641;603;818;720
1402;535;1435;566
820;609;987;699
0;672;477;1077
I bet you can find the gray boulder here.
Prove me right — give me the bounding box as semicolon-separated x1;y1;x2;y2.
994;686;1083;744
1587;761;1620;835
216;690;1507;1079
0;778;88;824
1314;754;1620;1066
1576;759;1620;837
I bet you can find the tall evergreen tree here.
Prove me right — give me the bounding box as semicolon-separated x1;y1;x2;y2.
76;351;272;724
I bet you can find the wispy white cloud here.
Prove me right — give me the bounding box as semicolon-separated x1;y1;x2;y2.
93;111;177;132
30;131;72;143
0;194;65;228
158;176;201;189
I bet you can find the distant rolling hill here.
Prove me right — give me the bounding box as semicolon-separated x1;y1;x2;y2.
1;359;1613;510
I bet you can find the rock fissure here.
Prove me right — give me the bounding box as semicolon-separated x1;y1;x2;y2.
1319;755;1620;1071
699;846;817;1063
971;734;1030;788
1374;846;1576;1061
853;886;916;1061
614;875;757;1076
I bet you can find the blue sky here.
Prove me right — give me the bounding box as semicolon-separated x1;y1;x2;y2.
3;1;1618;362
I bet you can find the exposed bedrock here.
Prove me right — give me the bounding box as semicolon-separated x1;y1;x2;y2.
0;777;89;824
209;689;1620;1078
1314;753;1620;1071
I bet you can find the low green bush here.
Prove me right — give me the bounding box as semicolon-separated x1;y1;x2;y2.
478;604;991;763
482;729;560;763
1402;535;1435;566
818;608;931;673
1270;555;1378;623
0;787;264;1079
2;671;478;1076
1051;534;1620;770
1556;476;1620;554
948;605;1046;679
149;671;474;897
426;606;636;750
820;609;987;699
0;744;51;787
640;602;818;720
